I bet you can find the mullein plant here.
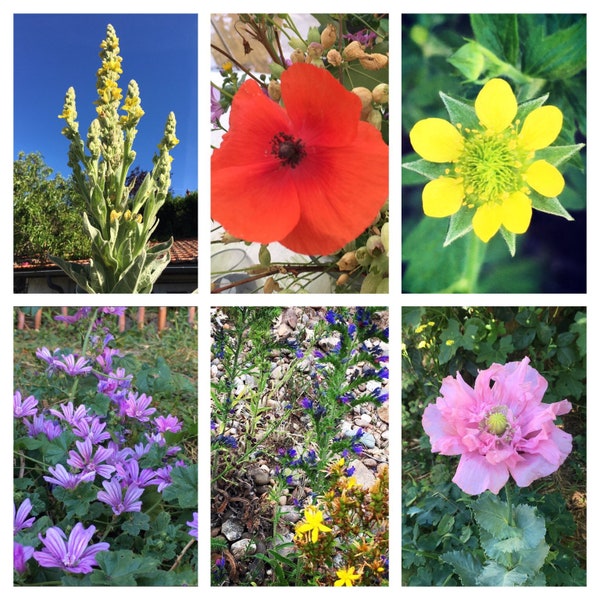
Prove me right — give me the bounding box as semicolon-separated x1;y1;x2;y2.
53;24;179;293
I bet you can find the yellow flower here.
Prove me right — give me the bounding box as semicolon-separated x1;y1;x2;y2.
409;78;565;243
295;506;332;543
334;566;361;587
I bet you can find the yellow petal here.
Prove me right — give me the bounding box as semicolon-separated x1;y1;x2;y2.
409;118;464;163
422;177;464;217
501;191;532;234
474;78;517;132
525;160;565;197
518;106;563;150
472;203;502;242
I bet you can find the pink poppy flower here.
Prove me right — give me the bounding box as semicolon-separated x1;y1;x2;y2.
422;357;572;495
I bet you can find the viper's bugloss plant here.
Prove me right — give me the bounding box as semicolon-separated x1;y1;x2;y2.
13;307;197;586
53;24;179;293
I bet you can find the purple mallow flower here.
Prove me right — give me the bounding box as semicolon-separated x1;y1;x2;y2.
211;86;225;124
22;414;62;440
72;416;111;444
97;478;143;515
343;28;378;47
67;438;115;480
14;498;36;534
187;512;198;539
13;391;38;418
44;463;95;490
33;523;109;574
122;392;156;422
53;354;93;376
49;401;88;426
114;458;157;488
14;542;35;575
154;414;182;433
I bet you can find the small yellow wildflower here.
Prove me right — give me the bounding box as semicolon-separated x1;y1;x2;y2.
334;566;361;587
445;339;455;346
222;61;233;72
409;78;567;243
295;505;332;543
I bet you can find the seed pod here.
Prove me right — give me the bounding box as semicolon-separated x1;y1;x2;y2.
359;53;388;70
290;48;306;64
326;49;342;67
268;80;282;101
336;273;350;286
372;83;389;104
351;87;373;120
336;251;359;272
321;24;337;50
342;40;365;61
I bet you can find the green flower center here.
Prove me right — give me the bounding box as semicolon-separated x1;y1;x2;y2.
486;410;508;436
454;126;530;207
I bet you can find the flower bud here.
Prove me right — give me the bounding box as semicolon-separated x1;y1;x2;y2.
289;37;307;51
326;49;342;67
343;40;365;61
360;272;383;293
306;42;323;61
290;49;306;64
352;87;373;120
372;83;389;104
366;235;384;256
381;222;389;254
268;80;282;101
269;62;285;80
258;244;271;266
336;251;359;272
321;24;337;50
366;109;382;130
376;277;389;293
355;246;372;267
307;26;321;44
336;273;350;287
359;53;388;70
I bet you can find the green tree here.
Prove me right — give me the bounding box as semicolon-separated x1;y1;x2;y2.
13;151;91;261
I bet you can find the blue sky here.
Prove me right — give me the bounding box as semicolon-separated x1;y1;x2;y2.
14;13;198;196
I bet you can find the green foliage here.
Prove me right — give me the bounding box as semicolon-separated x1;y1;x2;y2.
14;152;91;261
402;306;586;586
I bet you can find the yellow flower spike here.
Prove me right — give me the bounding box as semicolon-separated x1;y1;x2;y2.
501;192;532;234
334;566;361;587
472;202;502;242
524;160;565;197
409;118;464;163
518;105;563;151
422;177;464;217
474;78;517;133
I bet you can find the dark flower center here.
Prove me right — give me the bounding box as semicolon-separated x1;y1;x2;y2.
270;131;306;168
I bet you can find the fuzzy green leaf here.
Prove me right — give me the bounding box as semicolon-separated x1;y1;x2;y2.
471;14;520;65
161;464;197;508
476;562;529;586
402;158;449;181
531;196;574;220
534;144;585;168
441;550;482;586
444;206;473;246
440;91;479;129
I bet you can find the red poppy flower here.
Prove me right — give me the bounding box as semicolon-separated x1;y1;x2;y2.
211;63;388;255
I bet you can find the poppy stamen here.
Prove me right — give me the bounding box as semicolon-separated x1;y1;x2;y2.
271;131;306;168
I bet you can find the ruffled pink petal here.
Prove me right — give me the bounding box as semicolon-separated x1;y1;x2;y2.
453;453;510;495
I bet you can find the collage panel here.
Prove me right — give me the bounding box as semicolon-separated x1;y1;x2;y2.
210;306;389;585
402;306;586;586
13;307;198;585
13;14;198;294
210;14;389;293
402;14;586;293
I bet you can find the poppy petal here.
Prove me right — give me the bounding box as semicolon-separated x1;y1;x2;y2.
518;105;563;150
525;159;565;197
212;163;301;243
280;123;388;255
409;118;463;163
281;63;360;147
422;177;464;217
501;192;532;234
472;202;502;242
474;78;517;132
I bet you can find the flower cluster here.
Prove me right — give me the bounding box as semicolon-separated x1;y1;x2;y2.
54;24;178;293
13;308;197;581
422;356;572;495
293;459;389;586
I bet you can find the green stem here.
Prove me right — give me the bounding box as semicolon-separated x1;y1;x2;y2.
505;482;514;527
67;308;99;401
440;233;486;293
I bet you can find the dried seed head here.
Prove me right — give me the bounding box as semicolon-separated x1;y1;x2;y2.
359;53;388;70
342;40;366;61
321;24;337;50
326;49;343;67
